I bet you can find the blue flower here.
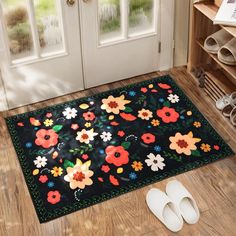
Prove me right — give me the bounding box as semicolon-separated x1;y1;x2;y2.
99;149;105;155
129;172;137;180
148;125;151;129
34;127;39;131
129;91;136;96
25;142;32;148
180;115;185;120
47;181;54;188
154;145;161;152
159;98;164;103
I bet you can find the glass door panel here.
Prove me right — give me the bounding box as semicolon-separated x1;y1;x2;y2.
128;0;155;36
1;0;65;64
98;0;157;45
34;0;64;56
1;0;35;61
98;0;122;43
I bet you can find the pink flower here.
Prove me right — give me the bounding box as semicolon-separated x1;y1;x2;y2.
101;165;110;173
71;124;79;130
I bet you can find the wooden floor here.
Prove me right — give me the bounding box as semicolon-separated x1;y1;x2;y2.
0;67;235;236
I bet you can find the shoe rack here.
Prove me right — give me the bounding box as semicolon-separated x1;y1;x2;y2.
187;0;236;96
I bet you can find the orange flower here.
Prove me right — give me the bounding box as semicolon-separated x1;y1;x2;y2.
193;121;201;128
35;129;58;149
169;132;201;156
101;95;131;114
131;161;143;171
200;143;211;152
151;119;160;126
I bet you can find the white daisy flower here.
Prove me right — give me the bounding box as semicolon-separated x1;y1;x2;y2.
62;107;78;119
76;128;98;144
167;94;180;103
33;156;47;168
145;153;165;171
100;131;112;142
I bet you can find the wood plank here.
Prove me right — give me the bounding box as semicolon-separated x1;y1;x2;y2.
0;67;235;236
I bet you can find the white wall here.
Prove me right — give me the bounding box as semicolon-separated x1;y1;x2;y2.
174;0;190;66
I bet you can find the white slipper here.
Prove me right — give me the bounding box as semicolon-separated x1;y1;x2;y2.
146;188;183;232
218;38;236;66
230;106;236;127
204;29;233;54
166;180;200;224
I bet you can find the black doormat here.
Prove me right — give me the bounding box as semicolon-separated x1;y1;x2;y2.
6;75;234;223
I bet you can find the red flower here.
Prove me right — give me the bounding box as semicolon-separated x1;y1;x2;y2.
158;83;171;89
83;112;95;121
156;107;179;123
141;87;148;93
47;191;61;204
118;131;125;137
35;129;59;149
214;145;220;150
141;133;156;144
39;175;48;183
81;154;89;160
105;146;129;167
101;165;110;173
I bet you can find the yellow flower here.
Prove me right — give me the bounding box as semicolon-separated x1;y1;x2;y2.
64;159;94;189
44;119;53;127
51;167;63;177
85;122;91;128
169;131;201;156
200;143;211;152
187;111;192;116
193;121;201;128
151;119;160;126
138;108;153;120
131;161;143;171
148;84;154;88
101;95;131;114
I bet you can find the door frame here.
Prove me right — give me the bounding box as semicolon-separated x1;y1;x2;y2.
159;0;175;70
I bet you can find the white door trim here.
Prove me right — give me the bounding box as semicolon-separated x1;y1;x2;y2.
159;0;175;70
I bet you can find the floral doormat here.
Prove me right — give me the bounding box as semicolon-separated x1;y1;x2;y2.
6;75;234;223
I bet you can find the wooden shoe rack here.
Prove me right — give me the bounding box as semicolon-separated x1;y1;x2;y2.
187;0;236;100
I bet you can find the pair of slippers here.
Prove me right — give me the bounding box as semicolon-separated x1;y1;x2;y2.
146;180;199;232
216;91;236;126
204;29;236;66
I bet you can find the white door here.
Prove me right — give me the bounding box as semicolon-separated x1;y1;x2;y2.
0;0;84;108
80;0;161;88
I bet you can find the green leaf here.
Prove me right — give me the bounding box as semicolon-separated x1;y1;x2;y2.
124;107;133;113
191;150;201;157
121;141;131;150
163;101;171;107
63;160;74;169
52;125;63;132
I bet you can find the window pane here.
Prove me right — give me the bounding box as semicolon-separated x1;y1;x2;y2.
129;0;154;36
34;0;64;55
2;0;34;61
98;0;121;43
